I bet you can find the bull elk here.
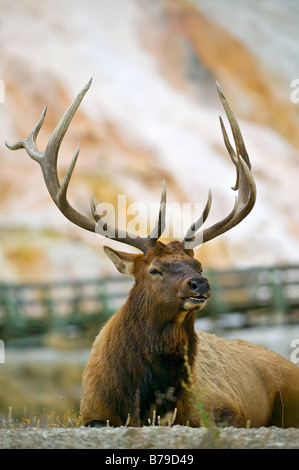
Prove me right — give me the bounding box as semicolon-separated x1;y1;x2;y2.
6;79;299;428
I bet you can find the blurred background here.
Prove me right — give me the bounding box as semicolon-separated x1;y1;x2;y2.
0;0;299;425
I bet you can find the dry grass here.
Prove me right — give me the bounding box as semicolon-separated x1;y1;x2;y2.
0;359;84;428
1;406;82;429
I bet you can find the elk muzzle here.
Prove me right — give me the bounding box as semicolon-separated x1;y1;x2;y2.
179;276;211;311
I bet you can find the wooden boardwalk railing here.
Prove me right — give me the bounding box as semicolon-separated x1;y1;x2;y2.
208;266;299;314
0;277;133;340
0;265;298;341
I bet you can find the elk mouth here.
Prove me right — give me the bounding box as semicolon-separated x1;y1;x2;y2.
185;295;206;304
181;294;208;311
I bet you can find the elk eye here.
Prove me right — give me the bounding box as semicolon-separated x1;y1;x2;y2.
150;268;162;276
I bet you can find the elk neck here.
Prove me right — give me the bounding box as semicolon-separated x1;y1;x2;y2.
113;280;198;423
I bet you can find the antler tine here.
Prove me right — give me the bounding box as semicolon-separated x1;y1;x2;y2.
183;190;212;243
5;106;47;162
147;179;166;245
183;83;256;249
91;180;167;254
46;79;92;171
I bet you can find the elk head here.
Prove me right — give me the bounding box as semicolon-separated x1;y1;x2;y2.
6;79;256;321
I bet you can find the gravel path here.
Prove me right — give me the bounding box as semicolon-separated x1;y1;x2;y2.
1;426;299;449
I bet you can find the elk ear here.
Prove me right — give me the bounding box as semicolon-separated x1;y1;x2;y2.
103;246;139;277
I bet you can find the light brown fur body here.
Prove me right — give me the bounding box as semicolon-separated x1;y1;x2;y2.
193;332;299;427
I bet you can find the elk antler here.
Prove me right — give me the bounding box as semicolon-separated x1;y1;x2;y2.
182;82;256;248
6;80;255;254
5;79;166;254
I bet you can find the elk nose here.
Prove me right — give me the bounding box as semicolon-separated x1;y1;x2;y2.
187;276;211;297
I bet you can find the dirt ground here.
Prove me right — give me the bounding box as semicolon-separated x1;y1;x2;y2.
0;425;299;449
